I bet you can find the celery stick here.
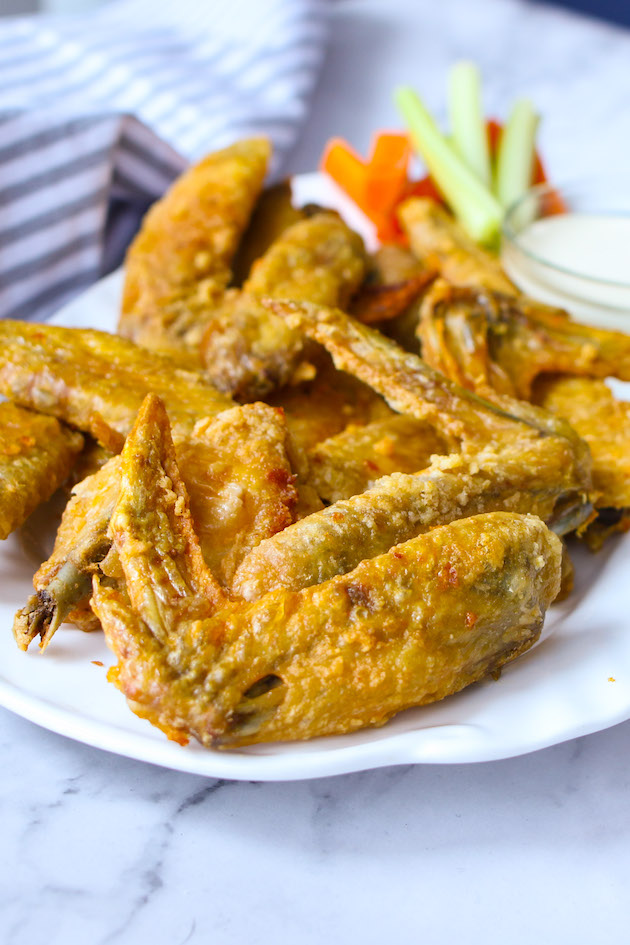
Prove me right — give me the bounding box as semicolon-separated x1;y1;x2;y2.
395;86;502;246
448;61;491;185
495;99;540;209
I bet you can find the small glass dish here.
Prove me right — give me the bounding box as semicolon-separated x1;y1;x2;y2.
501;177;630;330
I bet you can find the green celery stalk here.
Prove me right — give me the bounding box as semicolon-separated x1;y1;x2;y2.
448;61;491;185
395;86;502;246
495;99;540;209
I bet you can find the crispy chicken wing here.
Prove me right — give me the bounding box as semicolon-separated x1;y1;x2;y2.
0;402;83;540
231;440;583;599
265;300;593;462
419;280;630;400
14;398;297;650
399;197;515;294
14;453;121;649
118;138;271;366
93;395;562;747
0;320;233;446
199;213;366;399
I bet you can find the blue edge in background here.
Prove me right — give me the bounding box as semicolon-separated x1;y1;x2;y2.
540;0;630;28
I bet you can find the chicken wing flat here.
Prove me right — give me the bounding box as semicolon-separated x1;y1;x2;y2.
0;402;83;540
199;213;366;400
308;415;448;504
92;395;562;746
118;138;271;366
14;397;297;650
231;439;583;600
0;320;233;445
419;280;630;400
398;197;516;294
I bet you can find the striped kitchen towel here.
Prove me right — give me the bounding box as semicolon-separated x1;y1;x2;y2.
0;0;328;321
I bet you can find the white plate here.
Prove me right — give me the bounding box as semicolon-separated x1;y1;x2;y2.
1;173;630;781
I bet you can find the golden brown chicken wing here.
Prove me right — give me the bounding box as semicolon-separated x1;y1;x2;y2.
0;320;233;446
399;197;515;294
0;402;83;540
231;440;584;600
14;399;298;650
419;280;630;400
14;452;121;650
265;299;593;461
92;394;562;747
199;212;366;399
118;138;271;366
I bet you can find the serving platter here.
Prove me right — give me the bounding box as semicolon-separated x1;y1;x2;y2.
1;173;629;781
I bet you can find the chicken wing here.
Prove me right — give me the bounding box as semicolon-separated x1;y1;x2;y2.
0;402;83;540
14;453;121;650
419;280;630;400
199;213;366;399
265;299;593;461
14;398;297;650
0;320;233;445
92;395;562;747
118;138;271;366
399;197;515;294
415;275;630;546
231;440;583;599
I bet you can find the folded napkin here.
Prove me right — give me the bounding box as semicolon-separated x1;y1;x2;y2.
0;0;328;321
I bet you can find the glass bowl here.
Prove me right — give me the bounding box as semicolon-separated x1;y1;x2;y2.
501;178;630;330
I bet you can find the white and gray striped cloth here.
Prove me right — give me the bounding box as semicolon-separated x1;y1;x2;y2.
0;0;328;321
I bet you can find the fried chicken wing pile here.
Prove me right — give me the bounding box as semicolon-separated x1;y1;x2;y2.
1;138;626;750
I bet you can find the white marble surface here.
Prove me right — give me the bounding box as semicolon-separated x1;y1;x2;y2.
2;0;630;941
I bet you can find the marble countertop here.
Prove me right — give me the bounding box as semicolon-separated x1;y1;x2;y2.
2;1;630;942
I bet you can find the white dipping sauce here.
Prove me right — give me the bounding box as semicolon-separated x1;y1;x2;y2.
502;213;630;330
